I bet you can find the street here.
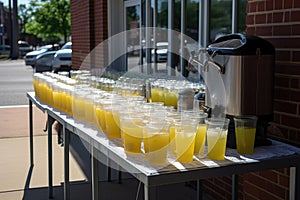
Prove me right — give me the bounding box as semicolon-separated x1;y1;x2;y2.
0;59;34;106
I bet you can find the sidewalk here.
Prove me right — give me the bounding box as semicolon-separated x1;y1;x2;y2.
0;106;87;200
0;106;215;200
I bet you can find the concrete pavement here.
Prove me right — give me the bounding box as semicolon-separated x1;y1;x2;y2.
0;105;215;200
0;105;87;200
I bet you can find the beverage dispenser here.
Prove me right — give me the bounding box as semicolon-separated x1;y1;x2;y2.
189;33;275;148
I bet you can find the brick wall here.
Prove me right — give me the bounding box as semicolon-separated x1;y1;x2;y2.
71;0;91;69
71;0;108;70
246;0;300;146
204;1;300;199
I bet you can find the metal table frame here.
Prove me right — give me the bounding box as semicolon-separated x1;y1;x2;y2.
27;92;300;200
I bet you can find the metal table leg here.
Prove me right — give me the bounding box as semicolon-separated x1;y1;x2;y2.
296;164;300;200
144;183;156;200
290;164;300;200
232;174;239;200
92;146;99;200
29;100;34;167
64;128;70;200
197;180;202;200
47;114;54;199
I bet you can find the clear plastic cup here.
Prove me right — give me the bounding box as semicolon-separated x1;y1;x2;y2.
205;118;230;160
120;114;145;154
104;106;121;138
234;116;257;154
143;122;170;166
174;119;198;162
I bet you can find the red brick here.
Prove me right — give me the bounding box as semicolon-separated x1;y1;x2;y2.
291;10;300;22
266;0;274;11
257;1;265;12
249;1;258;13
288;130;300;144
256;13;267;24
246;15;255;25
284;0;293;9
274;75;290;87
273;25;291;36
256;26;273;36
292;51;300;62
275;64;300;76
246;27;255;35
244;193;259;200
269;38;300;48
291;24;300;35
290;90;300;102
295;0;300;8
273;12;284;23
281;115;300;129
267;13;273;23
274;1;283;10
284;11;291;23
291;78;300;89
274;101;298;114
258;170;278;183
274;87;290;101
243;181;284;200
276;50;291;62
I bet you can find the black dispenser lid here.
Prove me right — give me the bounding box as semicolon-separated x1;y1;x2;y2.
207;33;275;56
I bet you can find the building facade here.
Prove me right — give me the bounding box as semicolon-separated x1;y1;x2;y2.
71;0;300;199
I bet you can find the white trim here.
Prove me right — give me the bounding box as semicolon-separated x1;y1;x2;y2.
0;105;32;109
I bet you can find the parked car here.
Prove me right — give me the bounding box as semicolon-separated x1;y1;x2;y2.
52;42;72;72
34;51;57;73
18;40;33;57
24;44;60;67
151;42;168;62
0;45;10;57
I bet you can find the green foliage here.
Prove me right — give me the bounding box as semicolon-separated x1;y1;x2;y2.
21;0;70;43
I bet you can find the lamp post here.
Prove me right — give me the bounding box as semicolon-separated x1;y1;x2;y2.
9;0;19;59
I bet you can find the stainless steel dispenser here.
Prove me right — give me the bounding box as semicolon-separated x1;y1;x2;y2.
189;34;275;148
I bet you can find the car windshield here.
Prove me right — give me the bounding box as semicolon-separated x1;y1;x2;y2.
37;46;51;51
61;44;72;50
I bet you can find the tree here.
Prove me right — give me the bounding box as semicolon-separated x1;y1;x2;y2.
25;0;70;43
18;4;30;36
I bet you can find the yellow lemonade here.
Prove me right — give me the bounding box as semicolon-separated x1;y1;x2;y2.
65;93;73;115
105;110;121;138
33;78;38;96
60;92;67;113
84;100;95;125
175;132;196;163
95;107;106;132
45;84;53;106
194;124;207;155
73;96;85;120
169;125;176;153
157;87;165;103
121;126;143;153
207;129;228;160
52;91;62;110
235;127;256;154
143;131;169;166
164;91;178;108
151;88;160;102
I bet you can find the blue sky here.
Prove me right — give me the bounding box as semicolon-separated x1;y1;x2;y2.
2;0;30;6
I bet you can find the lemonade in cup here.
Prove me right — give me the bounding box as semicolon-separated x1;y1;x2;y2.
143;122;170;166
234;116;257;154
120;114;145;154
174;119;198;163
205;118;230;160
104;106;121;138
